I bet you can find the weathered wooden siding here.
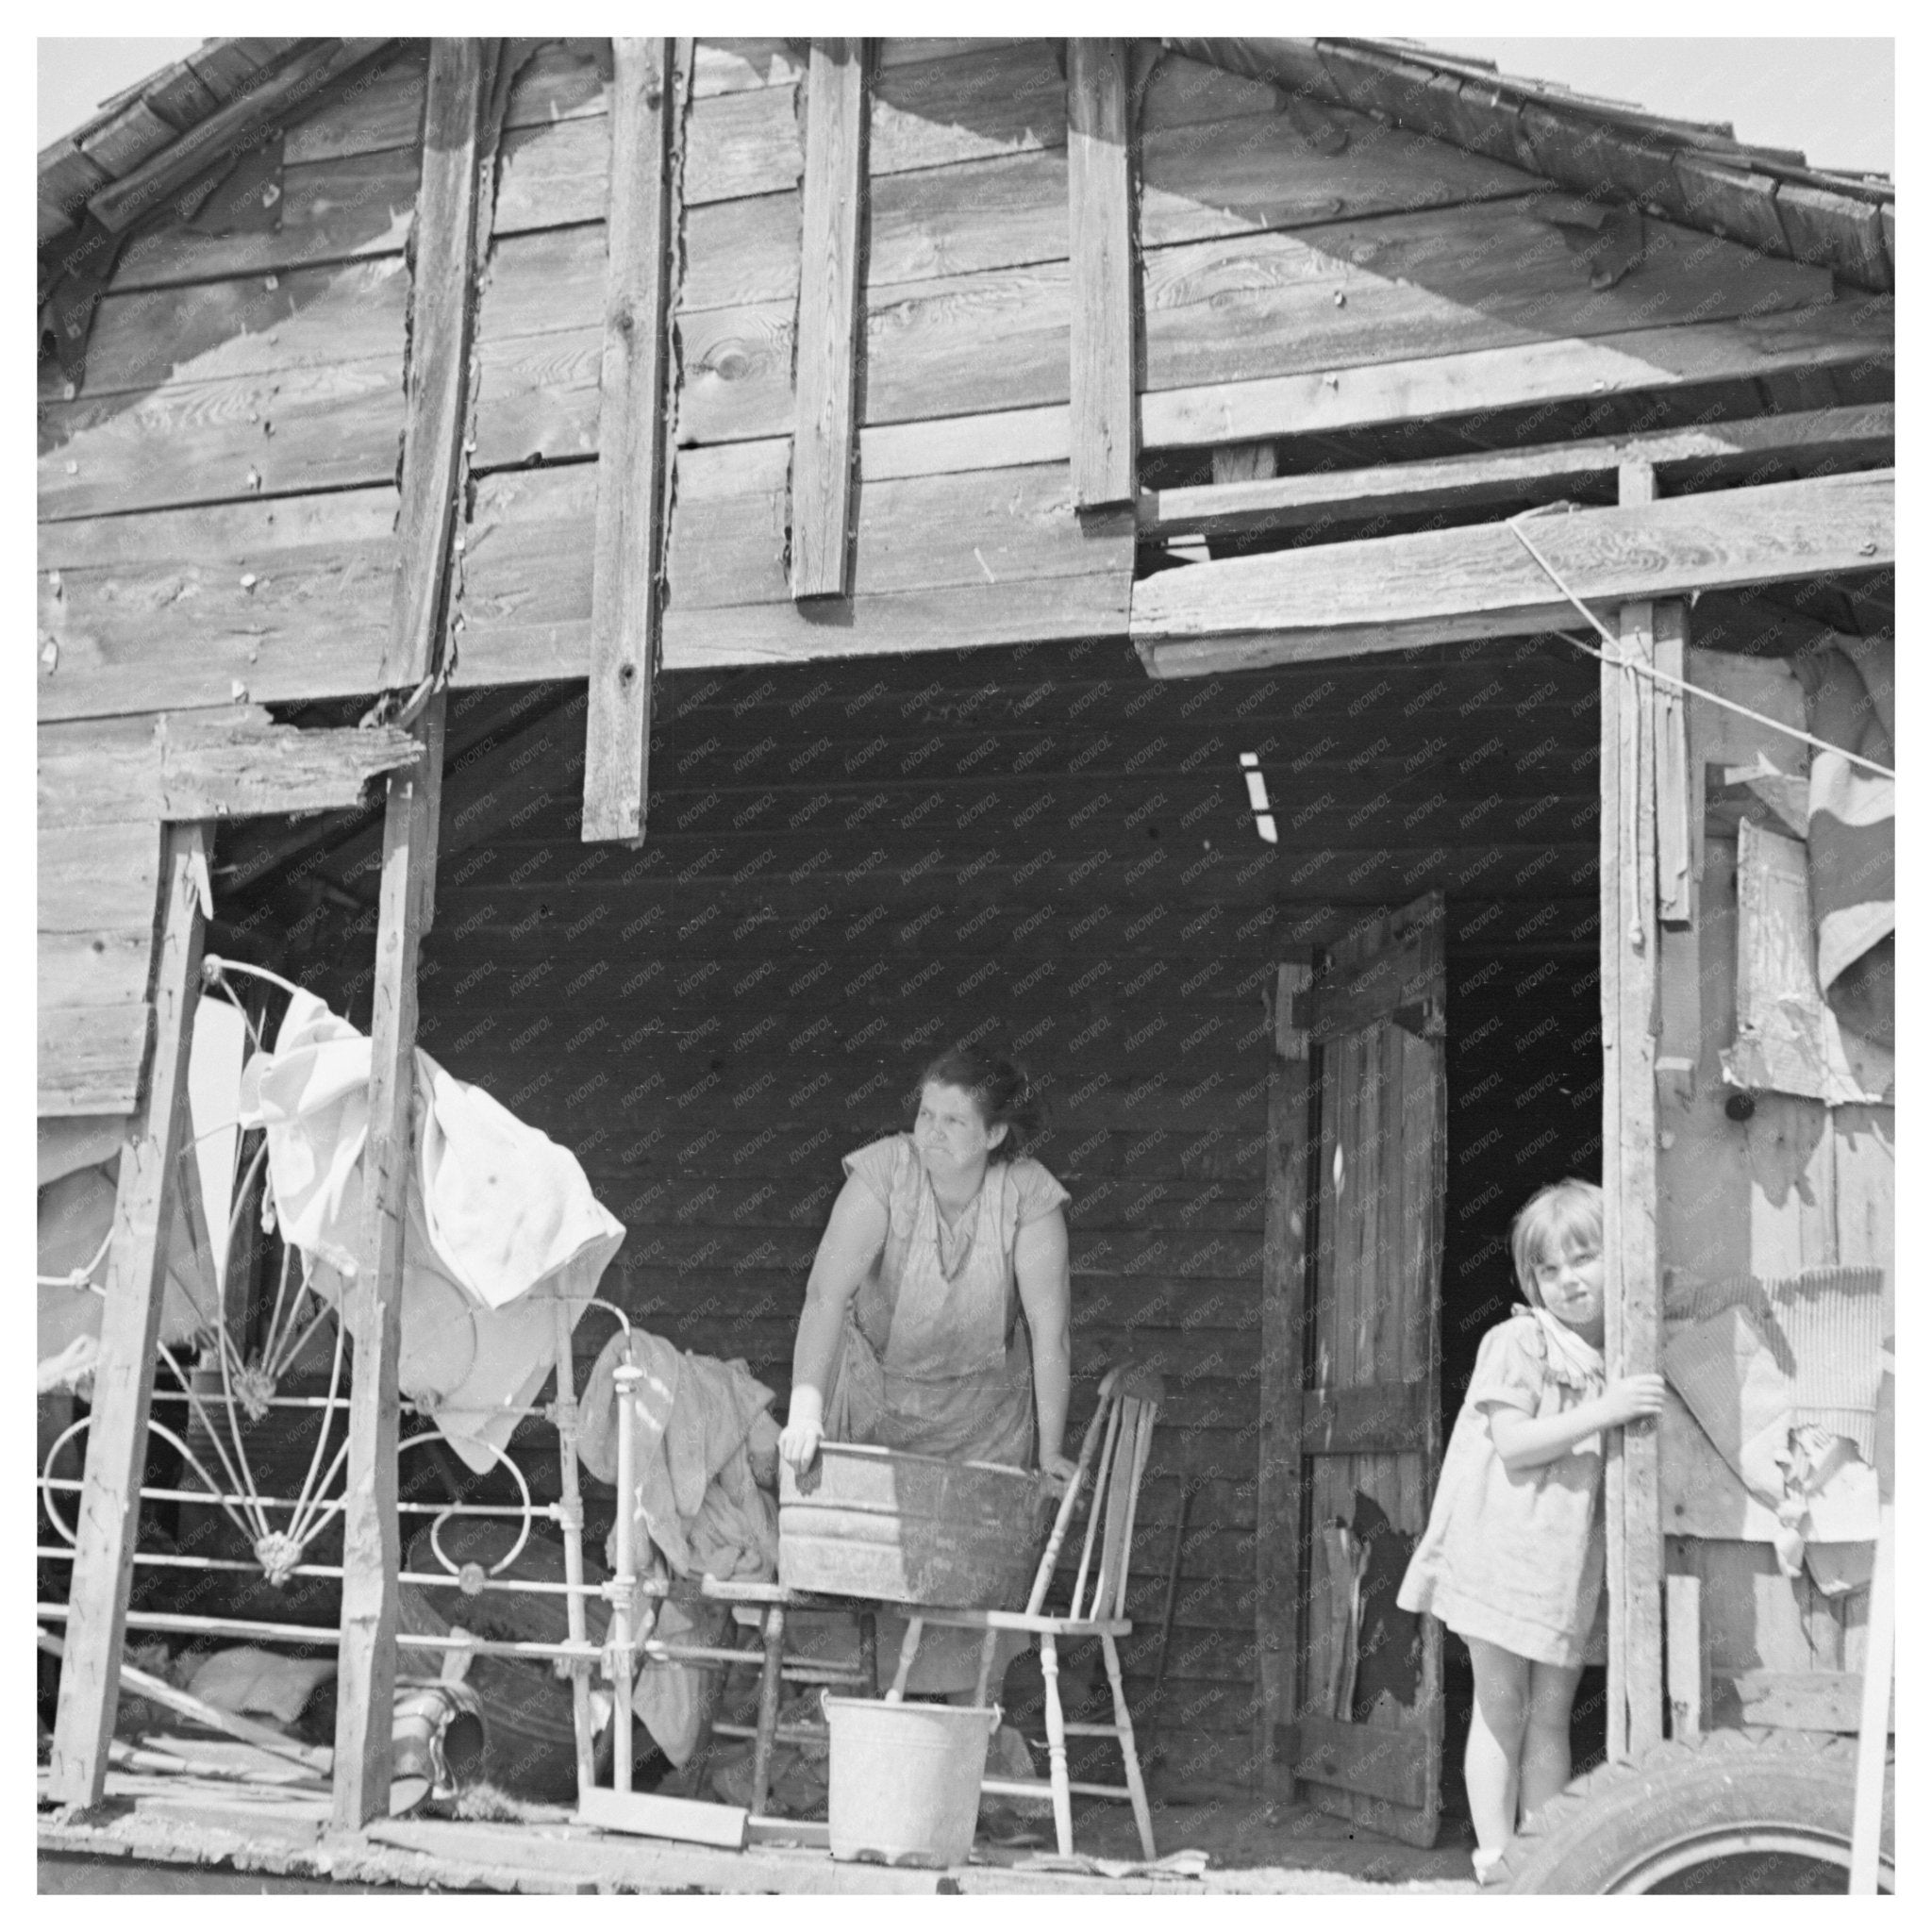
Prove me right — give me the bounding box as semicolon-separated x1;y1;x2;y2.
38;43;426;722
1653;640;1890;1721
228;637;1602;1785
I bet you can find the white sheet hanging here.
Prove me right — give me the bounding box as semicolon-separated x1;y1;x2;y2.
239;991;625;1473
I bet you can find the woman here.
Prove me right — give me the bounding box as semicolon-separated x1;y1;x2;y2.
777;1045;1075;1491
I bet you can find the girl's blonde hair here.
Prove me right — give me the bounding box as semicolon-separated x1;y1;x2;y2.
1510;1179;1604;1307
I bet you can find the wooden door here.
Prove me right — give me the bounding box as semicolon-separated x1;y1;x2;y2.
1263;891;1447;1847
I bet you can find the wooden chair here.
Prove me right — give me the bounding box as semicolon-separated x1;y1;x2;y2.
895;1364;1164;1859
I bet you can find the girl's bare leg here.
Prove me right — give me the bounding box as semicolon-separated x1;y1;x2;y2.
1520;1659;1585;1823
1463;1636;1531;1853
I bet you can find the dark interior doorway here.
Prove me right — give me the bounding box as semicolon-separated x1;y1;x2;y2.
1437;938;1606;1821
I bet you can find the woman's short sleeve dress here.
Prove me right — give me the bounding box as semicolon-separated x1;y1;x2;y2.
825;1135;1069;1469
1396;1311;1608;1668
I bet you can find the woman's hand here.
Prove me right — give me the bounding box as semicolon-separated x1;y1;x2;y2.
779;1388;824;1471
1602;1373;1667;1425
1037;1452;1079;1498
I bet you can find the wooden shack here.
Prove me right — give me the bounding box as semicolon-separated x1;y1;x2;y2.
39;36;1892;1854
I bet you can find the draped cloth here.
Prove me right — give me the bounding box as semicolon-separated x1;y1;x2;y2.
1793;633;1894;1048
824;1135;1070;1470
240;991;625;1472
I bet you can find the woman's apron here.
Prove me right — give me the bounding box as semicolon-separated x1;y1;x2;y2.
824;1158;1036;1470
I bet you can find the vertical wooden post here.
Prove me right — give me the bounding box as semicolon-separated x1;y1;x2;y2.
48;822;210;1807
581;37;684;843
790;38;869;600
380;40;493;690
1603;459;1664;1763
331;695;443;1829
1067;38;1135;508
1257;961;1311;1794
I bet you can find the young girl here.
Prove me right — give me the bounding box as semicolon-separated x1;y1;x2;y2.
1397;1179;1665;1884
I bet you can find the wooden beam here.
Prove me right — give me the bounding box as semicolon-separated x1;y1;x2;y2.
330;693;442;1830
381;39;492;689
1654;602;1692;924
1602;459;1664;1765
1141;404;1894;541
1257;962;1311;1801
38;711;422;829
1067;39;1136;508
580;38;682;843
1131;469;1894;675
1137;305;1892;453
47;822;209;1807
80;41;386;239
789;39;868;598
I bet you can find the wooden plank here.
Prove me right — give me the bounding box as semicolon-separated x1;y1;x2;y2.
790;41;869;598
1257;963;1311;1799
869;42;1067;175
1712;1670;1890;1735
1307;921;1442;1044
1296;1382;1432;1457
47;255;409;401
578;1786;751;1849
383;39;491;689
40;358;405;524
685;82;802;205
1138;302;1893;451
580;38;681;844
1140;404;1894;540
1067;40;1135;509
1775;184;1890;292
1287;1713;1431;1810
1665;1562;1704;1740
1130;470;1894;674
108;146;418;292
1672;155;1789;258
39;821;162;934
88;41;389;235
47;823;209;1806
1602;461;1663;1767
331;697;442;1831
39;929;154;1013
39;711;421;827
38;1007;155;1117
1654;603;1692;924
1139;100;1539;248
38;488;397;722
1136;197;1832;397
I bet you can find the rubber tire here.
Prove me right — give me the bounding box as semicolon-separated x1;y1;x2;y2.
1499;1728;1892;1893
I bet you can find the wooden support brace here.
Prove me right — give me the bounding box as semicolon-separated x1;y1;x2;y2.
1131;469;1894;675
381;39;493;689
582;38;683;843
1655;601;1692;924
48;820;210;1807
1067;38;1136;509
1257;961;1310;1799
330;692;444;1830
790;39;869;600
1602;459;1664;1764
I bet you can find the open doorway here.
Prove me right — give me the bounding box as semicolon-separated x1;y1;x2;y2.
1437;939;1605;1824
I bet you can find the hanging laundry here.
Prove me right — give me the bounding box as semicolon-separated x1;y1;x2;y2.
239;990;625;1473
576;1327;781;1764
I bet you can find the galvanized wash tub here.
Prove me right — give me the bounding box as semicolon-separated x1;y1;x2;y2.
778;1441;1046;1607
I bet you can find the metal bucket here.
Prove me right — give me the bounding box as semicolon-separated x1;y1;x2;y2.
389;1680;487;1816
780;1442;1044;1607
823;1694;1001;1868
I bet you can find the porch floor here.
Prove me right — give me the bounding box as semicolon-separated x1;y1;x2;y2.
39;1774;1478;1893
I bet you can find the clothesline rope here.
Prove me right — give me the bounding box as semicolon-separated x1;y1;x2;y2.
1505;507;1897;783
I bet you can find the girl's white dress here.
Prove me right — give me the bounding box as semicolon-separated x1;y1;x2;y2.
1397;1307;1609;1668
